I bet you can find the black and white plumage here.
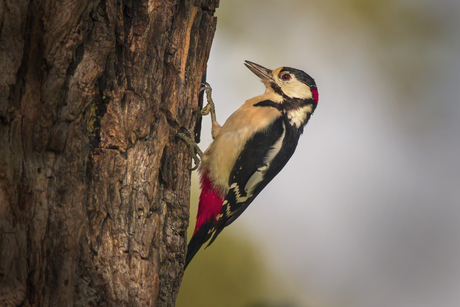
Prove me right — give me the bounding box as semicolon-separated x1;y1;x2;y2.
185;60;319;268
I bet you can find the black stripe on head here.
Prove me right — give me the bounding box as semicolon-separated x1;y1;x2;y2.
270;82;287;98
280;67;316;87
255;98;316;112
254;100;284;110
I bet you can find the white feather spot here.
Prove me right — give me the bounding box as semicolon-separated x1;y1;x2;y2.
287;105;313;128
229;183;249;204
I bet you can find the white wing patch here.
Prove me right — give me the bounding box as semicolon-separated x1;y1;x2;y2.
225;122;286;217
287;105;313;128
244;122;286;196
226;185;248;217
228;183;249;204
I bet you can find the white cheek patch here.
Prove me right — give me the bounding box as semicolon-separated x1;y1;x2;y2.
282;83;313;99
276;75;313;100
287;105;313;128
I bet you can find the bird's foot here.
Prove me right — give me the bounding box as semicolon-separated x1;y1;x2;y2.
176;127;203;171
200;82;215;116
199;82;221;139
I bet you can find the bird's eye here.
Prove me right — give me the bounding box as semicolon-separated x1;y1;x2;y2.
281;73;291;81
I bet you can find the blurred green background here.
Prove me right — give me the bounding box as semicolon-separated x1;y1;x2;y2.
177;1;460;306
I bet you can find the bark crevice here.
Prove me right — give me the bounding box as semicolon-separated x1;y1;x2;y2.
0;0;218;306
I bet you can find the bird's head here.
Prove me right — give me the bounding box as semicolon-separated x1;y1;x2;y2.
244;60;319;104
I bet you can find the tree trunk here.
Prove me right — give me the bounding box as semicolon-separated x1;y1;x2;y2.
0;0;218;306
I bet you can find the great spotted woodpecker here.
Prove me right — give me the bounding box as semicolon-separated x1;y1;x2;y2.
183;60;319;269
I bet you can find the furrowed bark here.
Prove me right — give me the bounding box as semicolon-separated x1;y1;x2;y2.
0;0;219;306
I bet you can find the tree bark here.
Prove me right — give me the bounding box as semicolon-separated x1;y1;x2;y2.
0;0;218;306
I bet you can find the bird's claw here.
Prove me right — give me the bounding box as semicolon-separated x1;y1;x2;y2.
198;81;221;139
200;82;214;116
176;128;203;171
199;82;212;93
201;103;213;116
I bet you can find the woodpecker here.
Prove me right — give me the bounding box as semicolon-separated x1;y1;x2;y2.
184;60;319;269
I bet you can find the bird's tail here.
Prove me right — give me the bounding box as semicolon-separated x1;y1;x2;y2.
184;221;213;269
185;171;224;269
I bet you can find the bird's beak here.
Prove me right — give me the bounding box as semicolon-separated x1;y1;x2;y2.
244;60;273;82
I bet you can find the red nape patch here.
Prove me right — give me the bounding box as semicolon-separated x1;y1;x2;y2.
311;88;319;104
193;171;224;234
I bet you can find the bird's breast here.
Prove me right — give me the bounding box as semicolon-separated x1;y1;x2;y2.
201;97;282;194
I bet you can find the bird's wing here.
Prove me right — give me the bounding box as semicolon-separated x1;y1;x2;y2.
207;115;300;246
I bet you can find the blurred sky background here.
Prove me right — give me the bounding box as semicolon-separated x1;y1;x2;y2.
178;1;460;306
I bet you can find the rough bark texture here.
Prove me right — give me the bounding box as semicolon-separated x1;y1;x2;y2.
0;0;218;306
